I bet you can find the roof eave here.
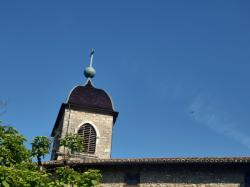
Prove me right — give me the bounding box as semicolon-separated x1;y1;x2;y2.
44;157;250;168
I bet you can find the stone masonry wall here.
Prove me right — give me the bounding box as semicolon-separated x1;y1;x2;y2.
101;183;240;187
58;108;114;159
100;166;245;187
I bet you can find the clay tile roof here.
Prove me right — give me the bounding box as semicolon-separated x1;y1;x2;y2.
67;80;115;111
43;157;250;167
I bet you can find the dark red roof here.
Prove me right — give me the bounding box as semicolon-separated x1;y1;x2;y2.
51;80;118;137
67;80;114;111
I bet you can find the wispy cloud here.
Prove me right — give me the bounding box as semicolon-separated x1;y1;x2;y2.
189;94;250;148
0;100;7;116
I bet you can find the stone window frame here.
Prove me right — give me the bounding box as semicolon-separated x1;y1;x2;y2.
75;121;100;154
75;121;100;144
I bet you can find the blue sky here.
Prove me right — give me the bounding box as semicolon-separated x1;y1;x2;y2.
0;1;250;158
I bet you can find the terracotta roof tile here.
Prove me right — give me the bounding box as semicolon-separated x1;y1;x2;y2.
43;157;250;167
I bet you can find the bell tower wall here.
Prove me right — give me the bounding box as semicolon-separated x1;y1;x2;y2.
58;108;114;159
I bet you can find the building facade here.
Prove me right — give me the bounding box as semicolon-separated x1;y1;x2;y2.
48;52;250;186
51;80;118;160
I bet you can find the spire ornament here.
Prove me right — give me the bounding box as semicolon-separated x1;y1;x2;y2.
84;49;96;79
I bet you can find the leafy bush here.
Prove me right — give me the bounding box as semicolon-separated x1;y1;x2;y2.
60;133;84;154
0;122;101;187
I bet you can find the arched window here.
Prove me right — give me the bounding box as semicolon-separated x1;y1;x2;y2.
77;123;97;154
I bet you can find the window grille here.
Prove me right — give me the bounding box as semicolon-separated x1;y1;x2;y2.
124;173;140;186
245;172;250;187
77;123;96;154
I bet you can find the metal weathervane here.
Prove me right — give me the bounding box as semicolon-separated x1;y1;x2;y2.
84;49;96;79
89;49;95;67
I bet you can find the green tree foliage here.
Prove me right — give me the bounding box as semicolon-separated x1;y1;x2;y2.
55;167;102;187
60;133;84;154
0;125;30;166
0;166;53;187
0;166;101;187
31;136;52;166
0;122;102;187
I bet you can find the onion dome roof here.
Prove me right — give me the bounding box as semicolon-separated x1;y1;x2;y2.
67;80;115;111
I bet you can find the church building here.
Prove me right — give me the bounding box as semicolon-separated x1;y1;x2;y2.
46;50;250;187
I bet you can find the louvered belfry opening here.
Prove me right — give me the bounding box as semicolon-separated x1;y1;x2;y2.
78;123;97;154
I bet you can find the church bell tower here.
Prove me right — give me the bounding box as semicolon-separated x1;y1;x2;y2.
51;49;118;160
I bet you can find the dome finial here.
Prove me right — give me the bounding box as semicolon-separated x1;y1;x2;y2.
84;49;96;79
